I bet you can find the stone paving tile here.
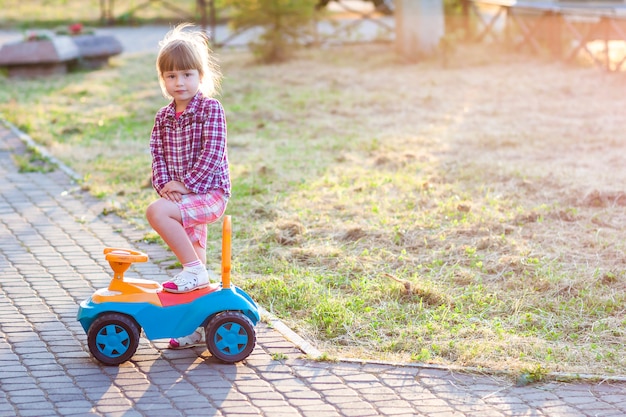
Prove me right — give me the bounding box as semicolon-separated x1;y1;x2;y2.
2;118;626;417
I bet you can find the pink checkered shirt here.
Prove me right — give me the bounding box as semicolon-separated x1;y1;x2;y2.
150;92;231;198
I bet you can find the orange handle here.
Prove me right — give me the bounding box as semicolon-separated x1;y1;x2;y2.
221;216;231;289
103;248;148;280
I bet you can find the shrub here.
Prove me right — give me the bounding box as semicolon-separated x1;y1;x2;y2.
223;0;318;62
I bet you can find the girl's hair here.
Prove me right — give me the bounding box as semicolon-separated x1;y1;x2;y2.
156;23;221;98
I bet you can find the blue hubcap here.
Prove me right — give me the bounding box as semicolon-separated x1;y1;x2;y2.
95;324;130;358
214;322;248;355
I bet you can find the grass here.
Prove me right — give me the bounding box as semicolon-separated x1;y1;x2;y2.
2;14;626;379
12;145;57;173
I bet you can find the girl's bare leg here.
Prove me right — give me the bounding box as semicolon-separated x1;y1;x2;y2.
193;241;207;265
146;198;198;264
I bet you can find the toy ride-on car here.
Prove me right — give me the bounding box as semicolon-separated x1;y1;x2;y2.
77;215;260;366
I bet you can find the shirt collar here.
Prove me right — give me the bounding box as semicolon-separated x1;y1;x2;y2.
166;91;204;118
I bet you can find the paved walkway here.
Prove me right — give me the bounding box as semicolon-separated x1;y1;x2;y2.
2;118;626;417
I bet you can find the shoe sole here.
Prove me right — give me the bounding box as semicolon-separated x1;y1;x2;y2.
162;282;211;294
168;342;205;350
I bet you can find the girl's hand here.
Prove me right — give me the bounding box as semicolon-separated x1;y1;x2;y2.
162;180;190;195
160;181;189;203
162;191;182;203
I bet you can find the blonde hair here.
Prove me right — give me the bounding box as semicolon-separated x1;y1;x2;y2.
156;23;221;98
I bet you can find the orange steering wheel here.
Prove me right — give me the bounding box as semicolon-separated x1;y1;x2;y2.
104;248;148;264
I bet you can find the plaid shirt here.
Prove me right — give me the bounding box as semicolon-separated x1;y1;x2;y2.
150;92;231;197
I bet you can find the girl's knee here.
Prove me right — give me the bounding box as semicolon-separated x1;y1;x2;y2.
146;200;158;222
146;199;167;224
146;198;181;225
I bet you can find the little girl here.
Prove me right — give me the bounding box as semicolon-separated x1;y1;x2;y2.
146;24;230;346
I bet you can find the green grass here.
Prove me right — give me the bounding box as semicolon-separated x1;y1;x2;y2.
2;30;626;379
12;145;57;173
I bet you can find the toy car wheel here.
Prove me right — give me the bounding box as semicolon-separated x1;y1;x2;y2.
205;311;256;363
87;313;140;366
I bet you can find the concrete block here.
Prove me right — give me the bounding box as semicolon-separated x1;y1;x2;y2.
71;34;123;69
0;36;79;78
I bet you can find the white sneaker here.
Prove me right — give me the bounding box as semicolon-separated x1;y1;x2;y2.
169;328;204;349
162;265;210;293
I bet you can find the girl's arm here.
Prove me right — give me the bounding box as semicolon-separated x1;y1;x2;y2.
183;100;228;194
149;115;171;195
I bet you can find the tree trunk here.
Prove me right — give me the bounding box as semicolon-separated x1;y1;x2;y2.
395;0;445;60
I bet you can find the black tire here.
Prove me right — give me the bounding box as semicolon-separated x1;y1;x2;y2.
87;313;141;366
205;311;256;363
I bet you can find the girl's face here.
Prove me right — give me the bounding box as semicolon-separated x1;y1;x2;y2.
162;69;201;108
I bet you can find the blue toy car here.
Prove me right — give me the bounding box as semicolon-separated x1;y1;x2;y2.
77;216;260;366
